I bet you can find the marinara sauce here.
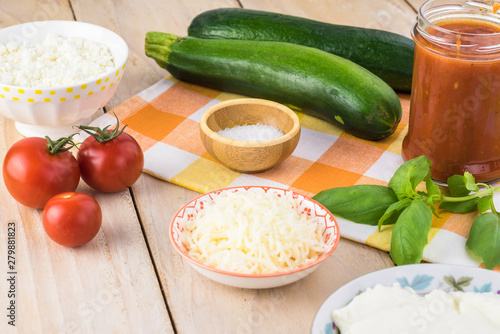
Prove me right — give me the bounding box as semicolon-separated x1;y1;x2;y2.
403;0;500;182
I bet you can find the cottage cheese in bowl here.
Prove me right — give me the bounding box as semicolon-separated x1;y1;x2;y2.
0;34;114;87
0;20;128;138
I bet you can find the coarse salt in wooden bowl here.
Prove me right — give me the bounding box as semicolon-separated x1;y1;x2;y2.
199;98;301;173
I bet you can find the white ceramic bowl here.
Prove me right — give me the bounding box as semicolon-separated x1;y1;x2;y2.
0;20;128;138
170;186;340;289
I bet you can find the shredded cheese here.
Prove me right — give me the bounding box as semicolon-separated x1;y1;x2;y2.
181;190;328;274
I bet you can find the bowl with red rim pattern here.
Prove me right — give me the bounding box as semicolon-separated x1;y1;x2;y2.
0;20;128;138
170;186;340;289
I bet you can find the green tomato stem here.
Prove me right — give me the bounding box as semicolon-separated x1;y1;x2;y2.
75;112;126;143
46;135;78;154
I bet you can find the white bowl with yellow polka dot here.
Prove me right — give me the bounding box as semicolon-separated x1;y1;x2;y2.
0;20;128;138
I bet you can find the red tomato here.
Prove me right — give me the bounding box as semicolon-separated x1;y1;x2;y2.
2;137;80;209
43;192;102;247
77;130;144;193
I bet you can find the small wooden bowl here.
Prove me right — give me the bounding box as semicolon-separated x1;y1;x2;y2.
200;99;301;173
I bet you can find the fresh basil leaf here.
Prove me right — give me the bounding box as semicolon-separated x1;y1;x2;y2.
402;166;417;198
466;213;500;270
389;156;431;200
477;196;492;214
439;198;478;214
425;178;442;218
426;178;441;199
313;185;398;226
378;198;412;230
389;200;433;265
426;197;441;219
447;175;471;197
464;172;479;192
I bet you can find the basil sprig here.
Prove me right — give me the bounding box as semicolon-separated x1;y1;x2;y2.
313;155;500;269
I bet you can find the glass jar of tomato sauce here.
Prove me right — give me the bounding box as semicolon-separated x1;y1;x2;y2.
402;0;500;182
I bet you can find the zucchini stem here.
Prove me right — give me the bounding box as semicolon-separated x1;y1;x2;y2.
145;32;180;69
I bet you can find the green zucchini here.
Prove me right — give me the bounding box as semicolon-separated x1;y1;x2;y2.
188;8;414;92
145;32;402;140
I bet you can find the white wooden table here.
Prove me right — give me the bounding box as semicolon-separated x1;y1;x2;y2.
0;1;424;333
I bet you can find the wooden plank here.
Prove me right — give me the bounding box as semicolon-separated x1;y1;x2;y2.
0;2;172;333
129;0;418;333
129;0;417;331
70;0;241;109
0;126;172;333
0;0;422;333
133;176;395;334
240;0;417;37
406;0;427;13
0;118;173;333
0;0;74;24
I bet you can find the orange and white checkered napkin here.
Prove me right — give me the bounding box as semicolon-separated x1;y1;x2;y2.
77;76;500;270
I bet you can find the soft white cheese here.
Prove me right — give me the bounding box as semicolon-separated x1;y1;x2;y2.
333;283;500;334
0;34;114;87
